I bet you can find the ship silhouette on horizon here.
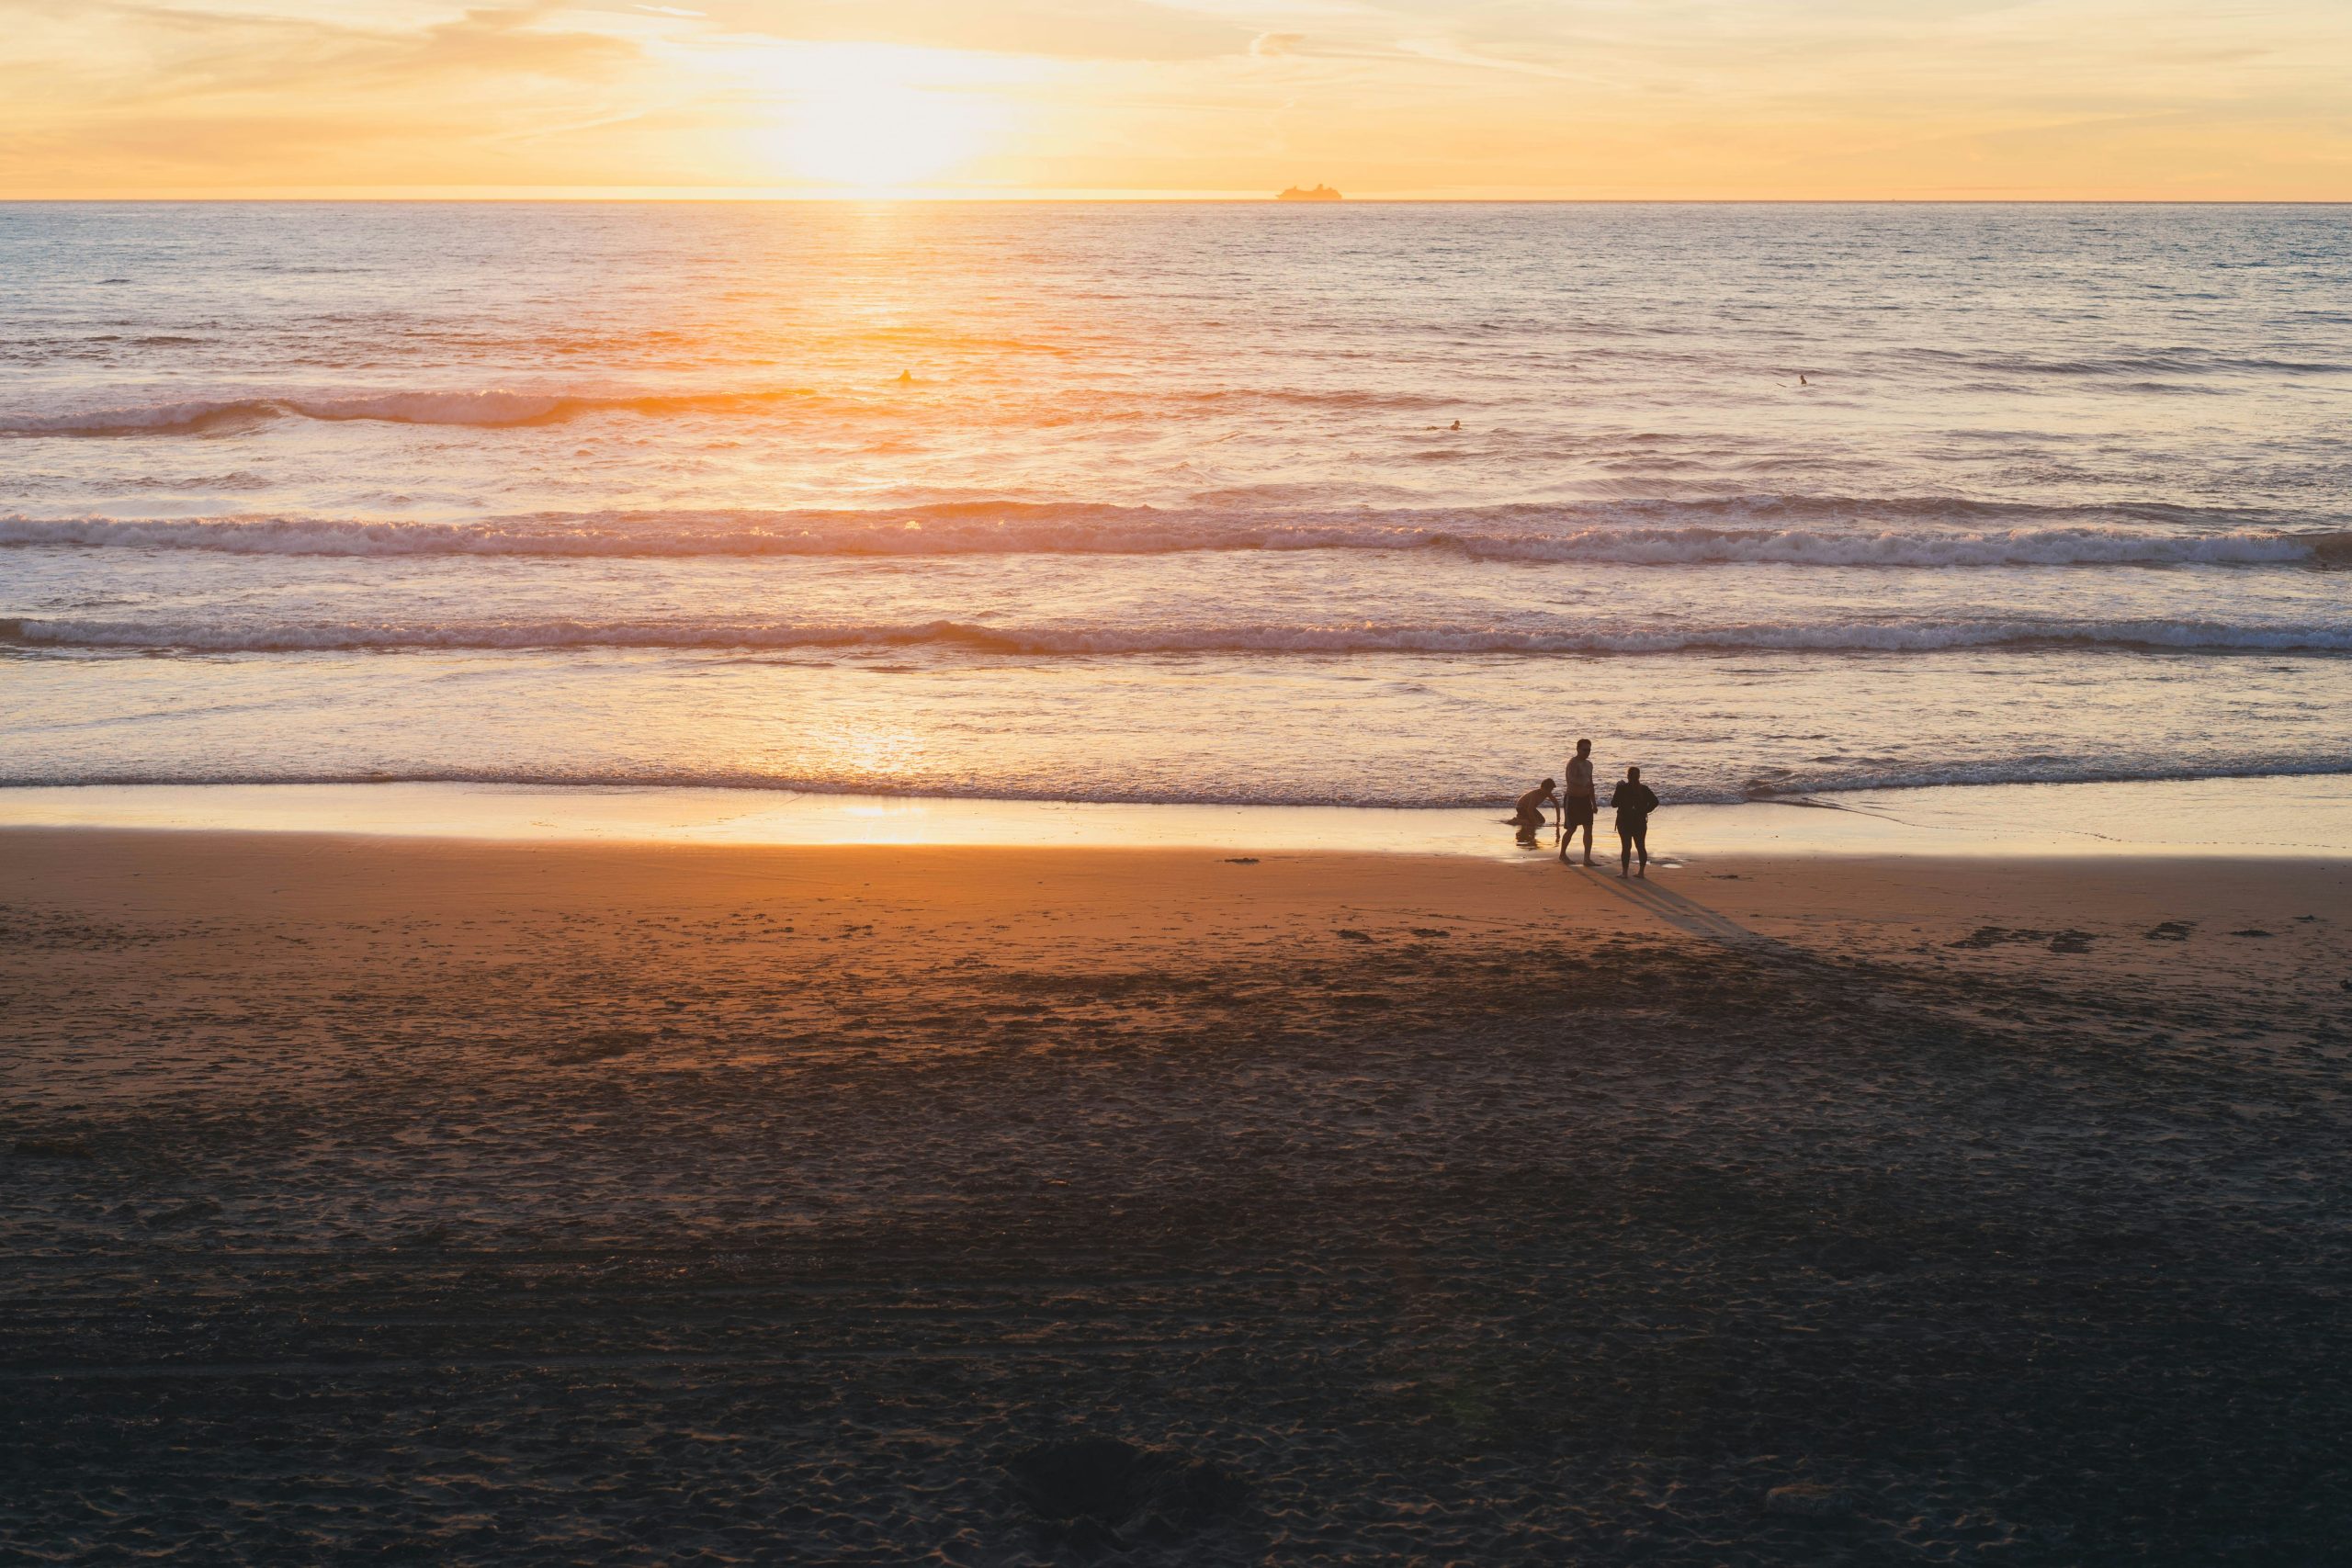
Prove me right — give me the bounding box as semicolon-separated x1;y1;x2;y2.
1276;184;1342;202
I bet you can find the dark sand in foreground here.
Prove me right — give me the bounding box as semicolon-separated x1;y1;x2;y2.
6;831;2351;1563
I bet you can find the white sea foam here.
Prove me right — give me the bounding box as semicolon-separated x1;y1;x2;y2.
0;389;828;436
2;512;2338;568
0;383;1473;437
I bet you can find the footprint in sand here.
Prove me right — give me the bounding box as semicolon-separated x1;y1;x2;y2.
1947;926;2094;953
1947;926;2045;950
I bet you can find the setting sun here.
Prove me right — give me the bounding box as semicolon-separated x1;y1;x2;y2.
751;44;1011;193
781;85;989;191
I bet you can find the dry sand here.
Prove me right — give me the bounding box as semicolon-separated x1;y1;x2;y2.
5;829;2350;1563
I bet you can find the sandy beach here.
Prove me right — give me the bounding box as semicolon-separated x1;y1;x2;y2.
6;828;2349;1562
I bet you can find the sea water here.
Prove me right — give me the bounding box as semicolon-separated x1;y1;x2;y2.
3;202;2347;807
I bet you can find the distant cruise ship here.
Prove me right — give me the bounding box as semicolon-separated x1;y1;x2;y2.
1276;184;1341;202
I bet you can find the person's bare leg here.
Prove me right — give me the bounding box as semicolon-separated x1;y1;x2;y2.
1582;822;1596;867
1634;825;1648;877
1619;832;1631;877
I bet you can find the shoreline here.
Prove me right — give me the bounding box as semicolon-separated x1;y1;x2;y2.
4;772;2351;859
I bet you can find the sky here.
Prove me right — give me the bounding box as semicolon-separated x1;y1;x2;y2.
3;0;2348;199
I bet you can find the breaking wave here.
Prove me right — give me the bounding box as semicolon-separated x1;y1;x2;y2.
4;508;2343;568
0;383;1471;436
8;615;2349;657
0;388;830;436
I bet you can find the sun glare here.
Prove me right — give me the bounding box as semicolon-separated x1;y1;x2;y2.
789;86;987;189
756;46;1007;193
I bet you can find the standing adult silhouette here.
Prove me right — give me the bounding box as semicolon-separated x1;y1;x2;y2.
1558;739;1598;866
1610;766;1659;878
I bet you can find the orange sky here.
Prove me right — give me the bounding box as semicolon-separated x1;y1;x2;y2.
4;1;2348;199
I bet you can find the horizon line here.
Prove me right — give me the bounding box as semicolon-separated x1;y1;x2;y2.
6;194;2351;206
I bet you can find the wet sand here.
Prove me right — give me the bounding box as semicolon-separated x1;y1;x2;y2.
6;829;2351;1563
12;773;2352;860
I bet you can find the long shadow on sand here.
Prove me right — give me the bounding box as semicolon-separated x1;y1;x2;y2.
1574;863;1804;962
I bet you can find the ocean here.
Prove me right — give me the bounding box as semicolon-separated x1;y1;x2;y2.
3;201;2347;808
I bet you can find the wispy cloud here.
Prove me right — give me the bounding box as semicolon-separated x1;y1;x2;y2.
0;1;668;187
1;0;2346;197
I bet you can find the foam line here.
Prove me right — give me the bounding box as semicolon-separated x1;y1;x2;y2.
2;512;2339;568
7;615;2349;656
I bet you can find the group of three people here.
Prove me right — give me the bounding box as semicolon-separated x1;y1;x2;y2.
1512;739;1661;877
